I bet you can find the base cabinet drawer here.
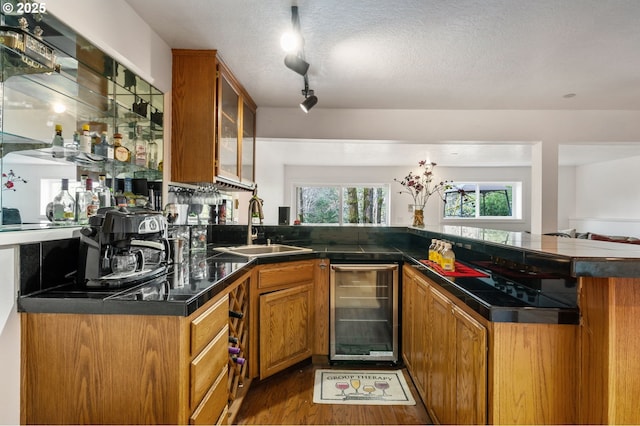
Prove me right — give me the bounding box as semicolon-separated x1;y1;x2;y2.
190;366;229;425
191;295;229;356
190;325;229;411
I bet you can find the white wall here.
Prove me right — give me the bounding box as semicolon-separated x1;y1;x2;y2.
569;155;640;237
557;165;577;230
258;153;531;230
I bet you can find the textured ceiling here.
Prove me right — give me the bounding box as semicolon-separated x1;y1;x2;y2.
126;0;640;110
124;0;640;166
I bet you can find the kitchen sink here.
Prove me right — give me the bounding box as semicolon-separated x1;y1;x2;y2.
214;244;312;258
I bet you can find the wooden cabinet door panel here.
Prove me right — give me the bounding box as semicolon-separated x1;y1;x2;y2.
401;270;415;371
259;284;313;378
452;306;487;425
428;287;453;425
413;279;429;397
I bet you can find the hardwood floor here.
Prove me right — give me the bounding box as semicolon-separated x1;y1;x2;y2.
233;361;432;425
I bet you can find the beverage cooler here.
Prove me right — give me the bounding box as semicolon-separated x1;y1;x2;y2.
330;263;399;362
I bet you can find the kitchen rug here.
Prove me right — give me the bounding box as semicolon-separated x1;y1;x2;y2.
313;369;416;405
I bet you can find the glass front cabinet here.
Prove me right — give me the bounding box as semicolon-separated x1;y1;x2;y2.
1;6;164;226
171;49;256;190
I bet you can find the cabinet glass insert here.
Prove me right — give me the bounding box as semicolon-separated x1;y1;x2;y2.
330;264;398;362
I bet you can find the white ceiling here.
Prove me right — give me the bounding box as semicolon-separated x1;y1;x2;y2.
124;0;640;166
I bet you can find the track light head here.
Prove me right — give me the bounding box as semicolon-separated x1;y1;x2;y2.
284;54;309;76
300;92;318;113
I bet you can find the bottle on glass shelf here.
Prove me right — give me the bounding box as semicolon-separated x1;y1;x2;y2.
113;133;127;162
75;175;89;225
51;124;64;158
105;133;115;159
85;178;99;218
66;130;80;153
79;124;92;154
94;131;108;157
441;243;456;272
95;174;114;208
147;137;158;170
133;126;147;167
52;178;76;224
123;177;136;207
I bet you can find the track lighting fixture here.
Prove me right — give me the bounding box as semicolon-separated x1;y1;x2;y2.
284;53;309;76
283;5;319;111
300;78;317;113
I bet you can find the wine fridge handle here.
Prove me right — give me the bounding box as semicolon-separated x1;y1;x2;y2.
331;265;397;272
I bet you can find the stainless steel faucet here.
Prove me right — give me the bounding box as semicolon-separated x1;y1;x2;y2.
247;191;264;245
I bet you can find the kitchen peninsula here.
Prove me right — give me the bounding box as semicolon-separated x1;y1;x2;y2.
10;224;640;424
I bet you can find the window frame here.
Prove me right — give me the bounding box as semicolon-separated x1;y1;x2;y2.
442;181;522;220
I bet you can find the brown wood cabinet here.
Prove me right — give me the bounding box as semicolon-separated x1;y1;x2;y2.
249;259;328;380
171;49;256;186
20;272;251;425
401;264;578;425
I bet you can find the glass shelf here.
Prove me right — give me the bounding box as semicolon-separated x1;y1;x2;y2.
1;9;164;227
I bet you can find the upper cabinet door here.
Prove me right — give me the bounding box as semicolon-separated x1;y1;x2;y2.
241;101;256;184
217;73;240;181
171;50;256;189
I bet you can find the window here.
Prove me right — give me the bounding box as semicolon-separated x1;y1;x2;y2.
295;185;389;225
443;182;522;219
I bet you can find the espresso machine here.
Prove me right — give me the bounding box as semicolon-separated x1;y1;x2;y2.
77;206;169;288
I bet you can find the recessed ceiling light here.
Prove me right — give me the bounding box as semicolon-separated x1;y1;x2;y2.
563;93;576;98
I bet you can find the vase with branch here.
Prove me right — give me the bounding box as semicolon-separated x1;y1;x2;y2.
394;161;456;227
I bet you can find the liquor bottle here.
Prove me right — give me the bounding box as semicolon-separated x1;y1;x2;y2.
230;355;245;365
75;175;89;225
52;178;76;224
51;124;64;158
86;178;99;218
228;336;239;344
123;177;136;207
79;124;92;153
95;174;114;208
147;137;158;170
64;129;78;153
105;133;115;159
94;131;108;157
229;310;244;319
113;132;130;162
228;346;241;355
133;125;147;167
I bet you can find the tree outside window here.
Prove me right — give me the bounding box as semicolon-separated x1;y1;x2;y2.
296;185;389;225
444;183;519;219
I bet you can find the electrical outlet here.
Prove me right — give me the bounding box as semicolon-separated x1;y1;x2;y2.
408;204;413;212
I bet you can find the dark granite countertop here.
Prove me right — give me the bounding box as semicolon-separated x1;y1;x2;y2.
18;242;579;324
